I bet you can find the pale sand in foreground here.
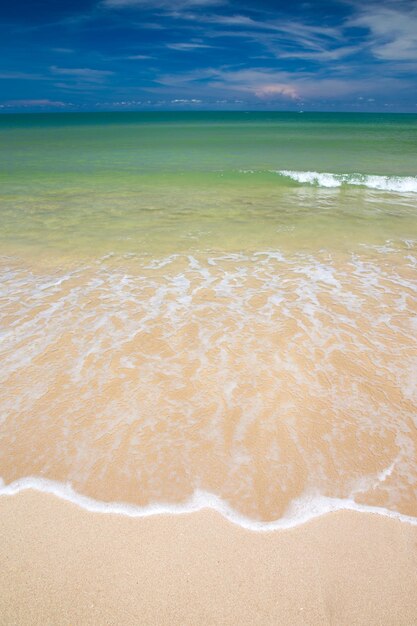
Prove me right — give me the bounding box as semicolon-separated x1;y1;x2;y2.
0;491;417;625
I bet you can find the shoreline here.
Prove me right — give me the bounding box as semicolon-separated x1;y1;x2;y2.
1;476;417;530
1;490;417;625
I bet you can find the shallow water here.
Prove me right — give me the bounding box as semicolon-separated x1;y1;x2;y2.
0;112;416;523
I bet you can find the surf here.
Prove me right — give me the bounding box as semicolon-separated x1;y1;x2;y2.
275;170;417;192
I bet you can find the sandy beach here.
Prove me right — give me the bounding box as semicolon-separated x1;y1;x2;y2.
1;490;416;625
1;113;417;625
2;0;417;616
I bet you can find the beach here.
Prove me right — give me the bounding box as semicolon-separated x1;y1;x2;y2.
1;490;417;625
1;112;416;623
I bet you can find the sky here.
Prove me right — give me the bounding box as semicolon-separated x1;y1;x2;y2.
1;0;417;112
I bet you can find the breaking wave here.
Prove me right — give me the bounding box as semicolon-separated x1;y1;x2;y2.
275;170;417;193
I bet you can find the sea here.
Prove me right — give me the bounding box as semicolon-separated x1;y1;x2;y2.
0;111;416;528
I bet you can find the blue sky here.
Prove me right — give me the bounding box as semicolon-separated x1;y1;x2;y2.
1;0;417;112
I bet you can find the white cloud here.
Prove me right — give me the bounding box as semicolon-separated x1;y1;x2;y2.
0;71;44;80
50;66;114;82
254;84;299;100
1;99;69;108
277;45;361;62
191;13;360;63
167;42;213;50
209;69;300;100
156;67;300;100
349;2;417;62
171;98;202;103
153;64;412;105
52;48;74;54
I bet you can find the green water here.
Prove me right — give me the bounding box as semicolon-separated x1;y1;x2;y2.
1;112;416;262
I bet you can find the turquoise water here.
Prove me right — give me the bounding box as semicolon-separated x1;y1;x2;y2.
1;112;416;261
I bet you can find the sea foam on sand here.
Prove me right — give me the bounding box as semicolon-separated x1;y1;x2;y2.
1;476;416;530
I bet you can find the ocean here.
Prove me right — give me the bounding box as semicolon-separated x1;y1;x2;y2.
0;111;416;526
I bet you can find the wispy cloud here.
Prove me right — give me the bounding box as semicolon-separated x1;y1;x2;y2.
276;45;361;62
156;67;300;100
206;69;299;100
349;1;417;63
202;14;340;38
0;99;69;108
50;66;114;83
103;0;224;8
172;11;361;63
167;42;213;51
154;64;410;105
0;71;44;80
2;0;416;112
171;98;202;103
52;48;74;54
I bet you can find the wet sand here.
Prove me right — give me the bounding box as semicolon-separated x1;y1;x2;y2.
0;490;416;625
2;251;417;521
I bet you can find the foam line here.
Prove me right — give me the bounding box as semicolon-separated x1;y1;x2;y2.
275;170;417;193
1;477;416;531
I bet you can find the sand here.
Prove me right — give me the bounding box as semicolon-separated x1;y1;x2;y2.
0;491;416;625
2;252;417;521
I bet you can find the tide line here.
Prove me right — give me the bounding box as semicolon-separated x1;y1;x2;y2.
1;476;417;531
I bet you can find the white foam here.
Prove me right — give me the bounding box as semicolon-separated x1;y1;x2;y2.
1;251;416;528
0;477;416;531
276;170;417;193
